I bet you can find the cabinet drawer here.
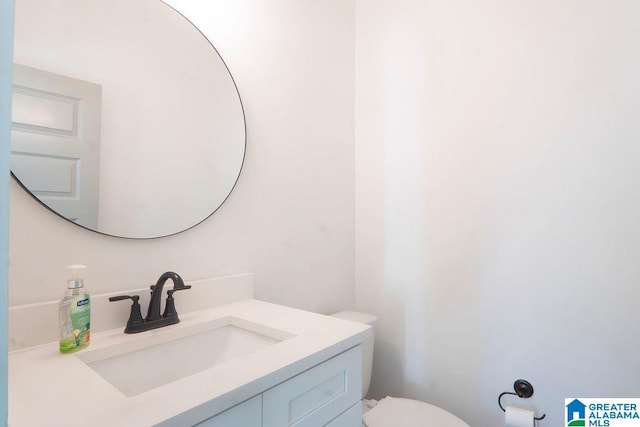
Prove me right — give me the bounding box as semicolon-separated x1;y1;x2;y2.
194;395;262;427
326;402;362;427
263;345;362;427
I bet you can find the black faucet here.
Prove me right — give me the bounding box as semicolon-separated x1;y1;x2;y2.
109;271;192;334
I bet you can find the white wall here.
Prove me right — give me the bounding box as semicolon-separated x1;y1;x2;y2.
9;0;355;316
0;0;13;422
355;0;640;425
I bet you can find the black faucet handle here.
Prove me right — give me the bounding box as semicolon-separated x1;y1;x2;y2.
109;294;140;303
109;294;145;334
162;286;191;319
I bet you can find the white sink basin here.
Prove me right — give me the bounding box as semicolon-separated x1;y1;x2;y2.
77;316;294;397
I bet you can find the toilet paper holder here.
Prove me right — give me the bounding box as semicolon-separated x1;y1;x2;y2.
498;379;546;421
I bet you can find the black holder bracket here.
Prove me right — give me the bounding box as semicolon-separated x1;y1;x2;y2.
498;379;546;422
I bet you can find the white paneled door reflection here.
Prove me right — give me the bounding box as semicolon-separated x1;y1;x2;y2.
11;64;101;228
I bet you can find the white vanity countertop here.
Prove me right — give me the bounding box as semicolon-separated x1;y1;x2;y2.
8;299;371;427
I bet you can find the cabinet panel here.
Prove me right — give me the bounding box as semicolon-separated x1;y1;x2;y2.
263;345;362;427
326;402;362;427
195;395;262;427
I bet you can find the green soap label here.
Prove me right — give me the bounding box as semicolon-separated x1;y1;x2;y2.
69;295;91;347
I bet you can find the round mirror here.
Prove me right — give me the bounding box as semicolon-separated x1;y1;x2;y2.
11;0;246;239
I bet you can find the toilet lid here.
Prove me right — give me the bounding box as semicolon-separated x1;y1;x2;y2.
363;397;469;427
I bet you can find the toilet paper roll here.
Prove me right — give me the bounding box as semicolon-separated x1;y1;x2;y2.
504;405;534;427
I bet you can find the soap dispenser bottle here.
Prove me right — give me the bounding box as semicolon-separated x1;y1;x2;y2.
59;264;91;353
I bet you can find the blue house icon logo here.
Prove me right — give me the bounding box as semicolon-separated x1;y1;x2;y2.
567;399;587;426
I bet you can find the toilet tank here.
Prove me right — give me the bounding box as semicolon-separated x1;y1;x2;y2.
331;311;377;398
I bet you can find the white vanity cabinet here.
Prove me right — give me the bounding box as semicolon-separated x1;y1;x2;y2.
194;345;362;427
195;395;262;427
10;299;371;427
263;343;362;426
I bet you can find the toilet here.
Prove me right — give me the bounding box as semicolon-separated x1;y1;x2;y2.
332;311;469;427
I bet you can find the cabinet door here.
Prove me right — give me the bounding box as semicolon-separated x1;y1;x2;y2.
195;395;262;427
326;402;362;427
263;345;362;427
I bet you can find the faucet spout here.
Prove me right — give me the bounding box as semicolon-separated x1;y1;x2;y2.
110;271;191;334
146;271;186;322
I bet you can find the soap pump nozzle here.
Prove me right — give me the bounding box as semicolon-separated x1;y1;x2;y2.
67;264;86;289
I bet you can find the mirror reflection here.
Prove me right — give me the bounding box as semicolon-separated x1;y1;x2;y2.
11;0;246;239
